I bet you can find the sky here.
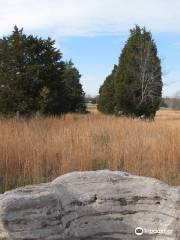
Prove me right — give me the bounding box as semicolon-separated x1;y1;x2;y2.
0;0;180;96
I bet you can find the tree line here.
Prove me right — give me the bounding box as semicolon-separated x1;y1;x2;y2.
0;26;163;117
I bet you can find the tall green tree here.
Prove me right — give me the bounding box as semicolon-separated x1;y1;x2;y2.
63;60;86;113
97;65;117;114
0;26;86;116
98;26;163;118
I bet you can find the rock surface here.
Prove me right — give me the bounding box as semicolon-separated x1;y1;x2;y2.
0;170;179;240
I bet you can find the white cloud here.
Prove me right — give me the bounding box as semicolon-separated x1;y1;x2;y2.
0;0;180;36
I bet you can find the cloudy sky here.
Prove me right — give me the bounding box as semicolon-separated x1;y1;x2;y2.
0;0;180;96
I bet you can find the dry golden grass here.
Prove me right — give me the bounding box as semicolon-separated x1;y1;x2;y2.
0;110;180;193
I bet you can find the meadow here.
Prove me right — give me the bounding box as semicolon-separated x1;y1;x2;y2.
0;109;180;193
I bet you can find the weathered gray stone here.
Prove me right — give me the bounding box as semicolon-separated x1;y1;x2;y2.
0;170;179;240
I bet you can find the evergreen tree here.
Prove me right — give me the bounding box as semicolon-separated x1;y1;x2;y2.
97;65;117;114
98;26;163;118
63;61;86;113
0;26;86;116
115;26;162;117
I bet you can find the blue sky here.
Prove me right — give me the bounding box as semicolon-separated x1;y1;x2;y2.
0;0;180;96
58;36;125;96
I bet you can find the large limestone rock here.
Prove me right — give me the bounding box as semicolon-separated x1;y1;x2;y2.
0;170;179;240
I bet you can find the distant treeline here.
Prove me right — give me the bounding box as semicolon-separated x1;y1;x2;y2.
161;97;180;110
85;95;98;104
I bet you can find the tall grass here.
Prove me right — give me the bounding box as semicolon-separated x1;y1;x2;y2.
0;111;180;193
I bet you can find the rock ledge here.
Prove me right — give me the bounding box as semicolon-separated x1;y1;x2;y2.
0;170;179;239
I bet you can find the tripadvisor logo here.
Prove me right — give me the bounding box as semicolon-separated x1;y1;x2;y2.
135;227;173;236
135;227;144;236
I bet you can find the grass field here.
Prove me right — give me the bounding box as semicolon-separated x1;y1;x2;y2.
0;109;180;193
